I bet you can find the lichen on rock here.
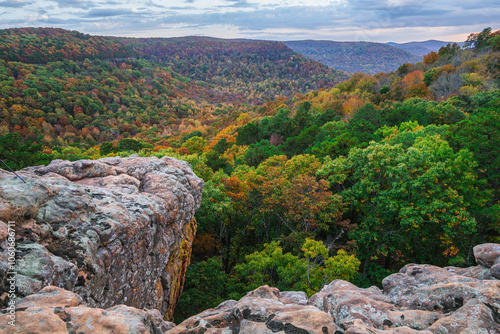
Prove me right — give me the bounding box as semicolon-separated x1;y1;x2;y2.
0;286;174;334
0;156;204;320
168;243;500;333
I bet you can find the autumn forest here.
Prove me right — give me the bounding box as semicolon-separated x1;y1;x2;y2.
1;27;499;322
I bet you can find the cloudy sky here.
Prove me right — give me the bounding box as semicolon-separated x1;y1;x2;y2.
0;0;498;43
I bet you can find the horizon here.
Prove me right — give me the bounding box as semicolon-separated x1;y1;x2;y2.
1;1;498;44
0;25;475;45
0;26;470;45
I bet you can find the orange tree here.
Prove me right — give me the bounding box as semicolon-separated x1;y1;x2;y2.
255;154;348;248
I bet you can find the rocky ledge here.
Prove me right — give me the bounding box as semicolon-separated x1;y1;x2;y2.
0;156;204;320
2;285;175;334
170;243;500;334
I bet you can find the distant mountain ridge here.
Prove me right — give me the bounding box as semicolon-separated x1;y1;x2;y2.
0;27;135;63
118;35;347;103
283;40;421;74
0;28;347;105
387;40;466;57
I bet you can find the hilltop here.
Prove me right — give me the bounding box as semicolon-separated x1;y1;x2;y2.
0;27;346;105
284;40;421;74
387;40;466;57
117;36;347;104
0;27;135;63
0;27;347;152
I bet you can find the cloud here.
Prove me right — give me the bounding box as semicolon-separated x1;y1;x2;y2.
145;0;166;8
451;0;500;10
169;6;196;10
220;0;257;8
158;6;353;31
0;0;31;8
27;13;49;22
78;2;497;38
0;0;499;42
52;0;95;10
85;8;141;17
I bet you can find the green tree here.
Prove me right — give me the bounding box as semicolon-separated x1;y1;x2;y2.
318;133;488;270
244;139;282;167
182;130;203;142
465;27;493;51
280;125;319;156
181;136;206;154
116;138;144;152
205;138;232;173
236;122;260;145
233;239;359;296
260;108;293;140
195;168;260;273
290;102;312;136
0;132;51;170
100;142;114;155
173;257;234;323
349;103;384;144
447;108;500;241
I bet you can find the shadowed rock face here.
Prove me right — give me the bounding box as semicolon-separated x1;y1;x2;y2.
0;156;204;320
169;243;500;334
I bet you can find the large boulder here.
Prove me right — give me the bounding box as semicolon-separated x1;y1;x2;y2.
474;243;500;279
0;156;204;320
0;285;174;334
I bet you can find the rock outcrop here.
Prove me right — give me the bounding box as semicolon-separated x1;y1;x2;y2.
169;285;342;334
1;285;175;334
0;156;204;320
170;243;500;333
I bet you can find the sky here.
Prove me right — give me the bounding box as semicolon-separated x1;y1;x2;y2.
0;0;498;43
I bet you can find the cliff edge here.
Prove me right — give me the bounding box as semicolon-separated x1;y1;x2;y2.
0;156;204;320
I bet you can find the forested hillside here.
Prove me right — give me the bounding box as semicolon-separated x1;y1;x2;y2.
118;36;347;104
0;28;348;169
387;40;466;57
1;26;500;324
284;40;421;74
0;27;135;63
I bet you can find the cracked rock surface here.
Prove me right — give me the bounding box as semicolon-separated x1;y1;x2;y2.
0;286;175;334
168;243;500;334
0;156;204;320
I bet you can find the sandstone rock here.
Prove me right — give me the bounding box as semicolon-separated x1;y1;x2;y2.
474;243;500;268
169;251;500;333
444;265;494;280
427;299;499;334
491;263;500;279
280;290;308;305
15;285;83;308
343;319;433;334
308;279;440;331
15;243;79;297
168;285;342;334
0;286;174;334
382;263;500;314
0;156;204;320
